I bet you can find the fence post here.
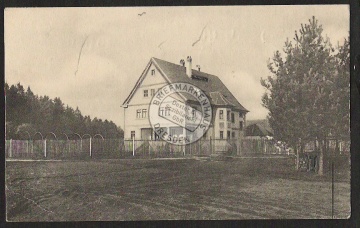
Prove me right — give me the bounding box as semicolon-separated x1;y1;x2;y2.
209;137;212;155
119;139;121;157
44;139;47;158
198;139;201;157
89;137;92;157
189;142;192;156
132;138;135;156
9;139;12;158
239;137;242;156
68;140;71;155
339;141;342;153
30;140;33;155
103;139;105;156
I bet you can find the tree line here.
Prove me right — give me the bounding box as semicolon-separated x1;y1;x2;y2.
261;16;349;175
5;82;124;140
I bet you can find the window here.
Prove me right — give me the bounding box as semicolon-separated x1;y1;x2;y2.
151;89;155;97
232;132;235;138
144;90;148;97
240;121;243;131
141;128;153;140
239;112;243;118
219;110;224;120
142;109;147;118
227;111;230;121
231;113;235;123
165;107;171;116
131;131;135;139
159;107;164;116
137;109;147;118
220;131;224;139
192;109;196;118
151;69;155;75
136;109;141;118
159;107;170;117
227;131;231;139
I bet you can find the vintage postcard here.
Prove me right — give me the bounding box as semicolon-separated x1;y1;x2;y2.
4;5;350;221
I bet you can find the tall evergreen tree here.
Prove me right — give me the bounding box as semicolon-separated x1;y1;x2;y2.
261;17;349;175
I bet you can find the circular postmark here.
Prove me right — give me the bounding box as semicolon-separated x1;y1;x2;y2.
149;82;212;145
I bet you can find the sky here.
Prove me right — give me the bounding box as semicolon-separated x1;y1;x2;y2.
5;5;349;127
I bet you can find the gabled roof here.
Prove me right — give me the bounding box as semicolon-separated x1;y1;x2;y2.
123;57;249;112
247;119;273;133
245;120;274;137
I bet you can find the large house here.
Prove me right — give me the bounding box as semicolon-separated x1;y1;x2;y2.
122;57;248;141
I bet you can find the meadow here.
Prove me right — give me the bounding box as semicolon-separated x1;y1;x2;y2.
5;157;350;221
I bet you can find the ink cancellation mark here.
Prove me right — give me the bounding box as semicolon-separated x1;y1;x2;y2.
149;82;212;145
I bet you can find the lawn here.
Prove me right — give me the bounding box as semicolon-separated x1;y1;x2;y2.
5;157;350;221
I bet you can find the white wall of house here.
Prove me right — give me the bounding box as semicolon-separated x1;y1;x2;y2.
211;107;246;140
124;62;183;139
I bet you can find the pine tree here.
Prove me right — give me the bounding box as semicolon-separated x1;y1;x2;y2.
261;17;348;175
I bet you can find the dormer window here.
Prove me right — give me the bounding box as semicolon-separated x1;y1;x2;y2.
191;75;208;82
144;90;148;97
151;69;155;75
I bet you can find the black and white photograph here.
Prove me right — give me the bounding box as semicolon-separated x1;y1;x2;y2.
4;5;350;221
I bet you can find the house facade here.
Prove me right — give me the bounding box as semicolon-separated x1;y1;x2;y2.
122;57;249;142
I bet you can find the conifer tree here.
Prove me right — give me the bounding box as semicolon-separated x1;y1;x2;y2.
261;17;349;175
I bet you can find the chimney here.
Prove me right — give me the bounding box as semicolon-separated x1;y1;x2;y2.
196;65;201;71
180;59;185;67
186;56;192;77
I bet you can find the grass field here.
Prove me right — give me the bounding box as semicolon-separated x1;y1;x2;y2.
5;157;350;221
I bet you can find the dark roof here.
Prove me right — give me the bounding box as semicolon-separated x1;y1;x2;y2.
247;119;273;132
152;57;248;112
208;92;234;106
245;121;274;137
